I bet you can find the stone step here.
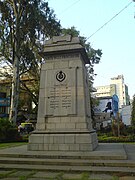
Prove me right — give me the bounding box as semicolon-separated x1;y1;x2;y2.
0;157;135;168
0;152;126;160
0;163;135;174
0;144;128;160
0;150;127;160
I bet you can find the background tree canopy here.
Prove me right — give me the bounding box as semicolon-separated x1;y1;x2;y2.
0;1;102;123
0;0;61;123
131;95;135;128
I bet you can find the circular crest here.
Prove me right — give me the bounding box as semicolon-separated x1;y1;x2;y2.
56;71;66;82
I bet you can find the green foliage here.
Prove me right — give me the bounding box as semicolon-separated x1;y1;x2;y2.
81;172;89;180
90;97;100;127
124;125;135;135
98;135;135;143
98;124;135;143
112;177;119;180
0;0;61;69
0;142;27;149
131;94;135;127
19;171;36;180
55;172;64;180
0;118;21;142
0;0;62;120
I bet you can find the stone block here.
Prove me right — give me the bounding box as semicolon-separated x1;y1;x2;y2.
77;87;84;96
60;117;71;123
48;117;61;123
58;144;69;151
69;144;79;151
49;144;59;151
38;144;44;151
40;70;46;89
70;117;85;123
79;144;93;151
36;118;45;123
65;123;75;129
55;123;66;129
76;67;83;86
36;123;46;130
46;123;56;130
54;61;69;69
45;70;54;87
29;134;44;144
75;134;92;144
44;135;54;144
37;98;45;118
69;59;82;68
54;135;65;144
39;89;45;98
52;35;71;43
77;97;85;116
42;62;54;70
75;122;88;129
93;140;98;150
28;144;39;151
64;135;75;144
44;144;49;150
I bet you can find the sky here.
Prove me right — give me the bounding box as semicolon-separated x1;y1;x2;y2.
48;0;135;98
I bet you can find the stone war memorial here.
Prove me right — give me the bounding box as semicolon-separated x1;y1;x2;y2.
28;35;98;152
0;35;134;176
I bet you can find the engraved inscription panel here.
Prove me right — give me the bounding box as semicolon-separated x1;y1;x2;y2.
45;68;77;116
61;88;71;108
49;87;72;109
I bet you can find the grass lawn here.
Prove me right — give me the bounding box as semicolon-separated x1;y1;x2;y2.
0;142;28;149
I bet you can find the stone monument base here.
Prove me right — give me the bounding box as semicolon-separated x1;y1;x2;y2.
28;131;98;151
28;35;99;152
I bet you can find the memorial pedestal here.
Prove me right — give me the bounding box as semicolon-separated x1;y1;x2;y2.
28;35;98;151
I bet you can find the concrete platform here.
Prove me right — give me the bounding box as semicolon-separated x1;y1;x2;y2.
0;143;127;160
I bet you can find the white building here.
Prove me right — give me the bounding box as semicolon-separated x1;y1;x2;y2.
94;84;116;98
121;105;131;126
110;75;130;108
94;75;130;108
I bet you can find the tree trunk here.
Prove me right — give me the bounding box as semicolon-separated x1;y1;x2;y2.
9;2;21;124
12;54;20;125
9;82;14;122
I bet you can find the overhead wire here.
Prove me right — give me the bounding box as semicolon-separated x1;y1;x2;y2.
86;1;133;40
58;0;81;15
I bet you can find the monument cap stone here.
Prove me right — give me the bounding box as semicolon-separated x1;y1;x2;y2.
40;35;90;65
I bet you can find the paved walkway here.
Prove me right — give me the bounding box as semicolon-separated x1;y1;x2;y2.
0;169;135;179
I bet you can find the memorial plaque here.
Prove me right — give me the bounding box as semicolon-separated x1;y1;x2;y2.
45;68;77;116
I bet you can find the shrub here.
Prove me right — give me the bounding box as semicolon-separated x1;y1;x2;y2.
0;118;22;142
98;135;135;143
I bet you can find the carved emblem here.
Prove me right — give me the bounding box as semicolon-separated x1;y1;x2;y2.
56;71;66;82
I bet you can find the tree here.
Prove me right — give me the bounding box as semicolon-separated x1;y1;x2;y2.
131;94;135;128
0;0;61;124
